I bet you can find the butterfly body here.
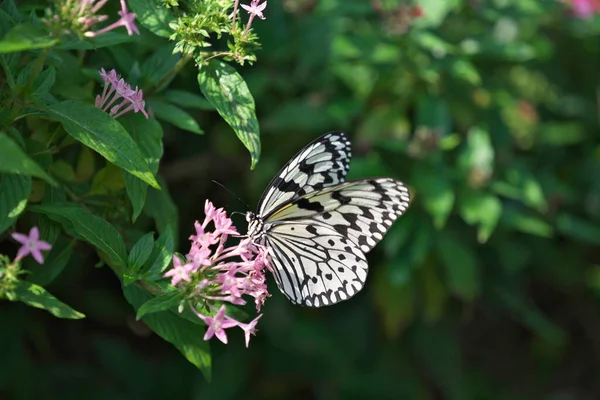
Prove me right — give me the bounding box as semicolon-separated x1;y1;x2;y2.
247;132;410;307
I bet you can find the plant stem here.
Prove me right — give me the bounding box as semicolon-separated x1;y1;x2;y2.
231;0;240;33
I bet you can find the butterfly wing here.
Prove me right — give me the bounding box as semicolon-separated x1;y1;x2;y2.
257;132;351;218
264;221;369;307
263;178;410;307
268;178;411;253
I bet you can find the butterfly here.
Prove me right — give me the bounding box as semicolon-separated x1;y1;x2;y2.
246;132;410;307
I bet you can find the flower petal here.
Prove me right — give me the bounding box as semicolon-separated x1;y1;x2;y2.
31;250;45;264
214;329;228;344
11;233;29;244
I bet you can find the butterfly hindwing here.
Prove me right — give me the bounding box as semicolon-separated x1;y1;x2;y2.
264;221;368;307
257;132;351;218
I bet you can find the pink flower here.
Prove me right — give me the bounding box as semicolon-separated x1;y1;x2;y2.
190;220;216;247
238;314;262;347
214;212;238;236
12;227;52;264
192;305;239;344
241;0;267;20
86;0;140;37
162;200;269;345
241;0;267;37
129;88;148;118
95;69;148;119
187;245;212;271
566;0;600;18
164;256;194;286
216;268;243;298
45;0;139;38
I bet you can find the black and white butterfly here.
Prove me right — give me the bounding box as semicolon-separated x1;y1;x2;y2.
246;132;410;307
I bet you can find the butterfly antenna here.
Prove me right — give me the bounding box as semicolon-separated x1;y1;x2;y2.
211;180;251;211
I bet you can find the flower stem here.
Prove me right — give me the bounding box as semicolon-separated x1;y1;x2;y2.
231;0;240;33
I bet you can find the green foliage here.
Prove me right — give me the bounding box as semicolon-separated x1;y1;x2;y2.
198;59;261;168
2;0;600;398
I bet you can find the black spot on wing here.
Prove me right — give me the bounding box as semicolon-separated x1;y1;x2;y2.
332;190;351;205
296;198;325;212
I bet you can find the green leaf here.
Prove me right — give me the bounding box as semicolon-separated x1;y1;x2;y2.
14;281;85;319
437;233;480;301
123;173;147;222
147;99;203;134
140;43;180;88
0;173;31;234
198;60;261;168
501;206;553;238
458;126;494;183
413;322;466;400
413;165;455;229
373;262;414;339
46;100;160;189
57;32;135;50
145;178;178;236
555;213;600;245
122;114;163;221
163;90;215;110
128;0;176;38
458;190;502;243
421;261;447;323
0;9;13;37
128;232;155;271
122;284;211;380
28;202;128;267
412;0;461;28
415;94;451;136
136;289;186;320
37;214;61;244
493;286;565;344
449;58;481;86
539;122;586;146
144;225;174;280
26;238;75;287
0;134;57;185
31;66;56;103
493;165;547;212
0;24;58;53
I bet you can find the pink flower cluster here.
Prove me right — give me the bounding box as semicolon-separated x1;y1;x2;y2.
46;0;139;38
95;68;148;119
164;200;269;346
565;0;600;18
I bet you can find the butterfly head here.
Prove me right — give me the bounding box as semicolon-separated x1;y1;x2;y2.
246;211;264;238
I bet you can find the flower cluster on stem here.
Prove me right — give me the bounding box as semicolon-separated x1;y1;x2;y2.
1;227;52;301
240;0;267;37
95;68;148;119
46;0;140;38
163;200;269;347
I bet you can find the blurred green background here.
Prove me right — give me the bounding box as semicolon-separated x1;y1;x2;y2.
3;0;600;399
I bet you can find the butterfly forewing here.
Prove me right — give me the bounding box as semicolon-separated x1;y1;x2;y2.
269;179;410;253
257;132;351;218
249;132;411;307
